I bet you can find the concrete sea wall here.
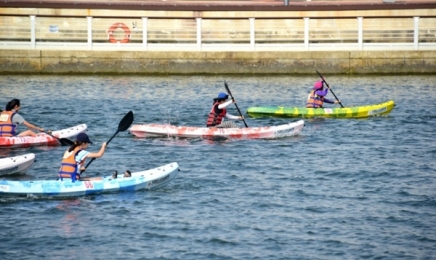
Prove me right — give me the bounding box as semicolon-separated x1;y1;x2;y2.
1;0;435;75
0;50;435;75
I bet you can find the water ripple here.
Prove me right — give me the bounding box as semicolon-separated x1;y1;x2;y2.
0;75;435;259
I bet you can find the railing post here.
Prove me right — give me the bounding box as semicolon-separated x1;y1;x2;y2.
250;18;255;51
304;17;309;51
414;16;419;50
30;15;35;49
142;17;148;50
196;18;202;51
284;0;289;6
358;17;363;50
87;16;92;50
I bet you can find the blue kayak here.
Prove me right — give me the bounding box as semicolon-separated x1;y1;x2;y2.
0;162;179;198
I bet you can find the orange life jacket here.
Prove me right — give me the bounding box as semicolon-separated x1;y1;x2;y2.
206;102;226;127
58;146;85;182
306;90;325;108
0;110;17;137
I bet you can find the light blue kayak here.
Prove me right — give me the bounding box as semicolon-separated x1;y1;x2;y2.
0;162;179;198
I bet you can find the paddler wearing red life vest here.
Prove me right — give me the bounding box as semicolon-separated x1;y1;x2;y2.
306;81;340;108
206;92;244;128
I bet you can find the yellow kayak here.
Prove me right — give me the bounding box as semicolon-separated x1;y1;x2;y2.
246;100;395;118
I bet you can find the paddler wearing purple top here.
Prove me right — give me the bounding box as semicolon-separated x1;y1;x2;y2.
306;81;341;108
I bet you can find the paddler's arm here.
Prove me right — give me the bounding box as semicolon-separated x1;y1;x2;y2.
86;142;107;159
22;120;44;132
225;113;243;120
218;99;233;109
323;98;340;104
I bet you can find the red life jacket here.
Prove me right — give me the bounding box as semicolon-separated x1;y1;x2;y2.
58;146;84;182
0;110;17;137
206;102;226;127
306;90;325;108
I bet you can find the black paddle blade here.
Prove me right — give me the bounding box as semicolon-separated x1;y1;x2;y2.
105;111;134;145
59;138;74;146
118;111;134;132
45;131;74;146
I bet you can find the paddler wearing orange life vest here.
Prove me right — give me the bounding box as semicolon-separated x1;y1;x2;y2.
206;92;244;128
0;98;44;137
306;81;340;108
58;133;107;182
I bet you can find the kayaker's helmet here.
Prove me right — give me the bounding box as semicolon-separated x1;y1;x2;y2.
313;81;324;90
76;133;93;144
214;92;229;101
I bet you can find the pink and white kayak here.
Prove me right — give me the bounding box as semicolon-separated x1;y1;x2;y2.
0;124;87;148
0;153;35;176
129;120;305;139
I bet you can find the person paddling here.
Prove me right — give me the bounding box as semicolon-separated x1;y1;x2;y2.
206;92;244;128
0;99;44;137
306;81;341;108
58;133;107;182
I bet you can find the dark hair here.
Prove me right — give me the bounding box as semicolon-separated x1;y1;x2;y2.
213;99;226;104
68;141;88;152
5;99;20;111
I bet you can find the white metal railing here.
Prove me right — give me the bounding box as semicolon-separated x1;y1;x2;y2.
0;15;435;51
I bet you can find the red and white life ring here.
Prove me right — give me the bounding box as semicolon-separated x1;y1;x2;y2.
107;23;131;43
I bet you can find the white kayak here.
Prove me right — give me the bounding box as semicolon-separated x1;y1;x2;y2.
0;153;35;176
0;162;179;198
129;120;305;139
0;124;87;148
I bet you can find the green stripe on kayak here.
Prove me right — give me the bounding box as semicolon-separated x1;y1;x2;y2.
247;100;395;118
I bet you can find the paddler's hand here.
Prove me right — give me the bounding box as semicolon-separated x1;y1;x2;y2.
100;142;107;152
334;100;340;104
239;116;244;120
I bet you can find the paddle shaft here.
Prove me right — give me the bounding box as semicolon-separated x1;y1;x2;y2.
83;130;119;169
82;111;134;172
224;81;248;128
316;70;344;108
44;131;74;146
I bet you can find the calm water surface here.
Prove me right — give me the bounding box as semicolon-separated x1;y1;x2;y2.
0;75;435;260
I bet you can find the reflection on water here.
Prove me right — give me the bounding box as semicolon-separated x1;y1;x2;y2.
55;199;81;236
